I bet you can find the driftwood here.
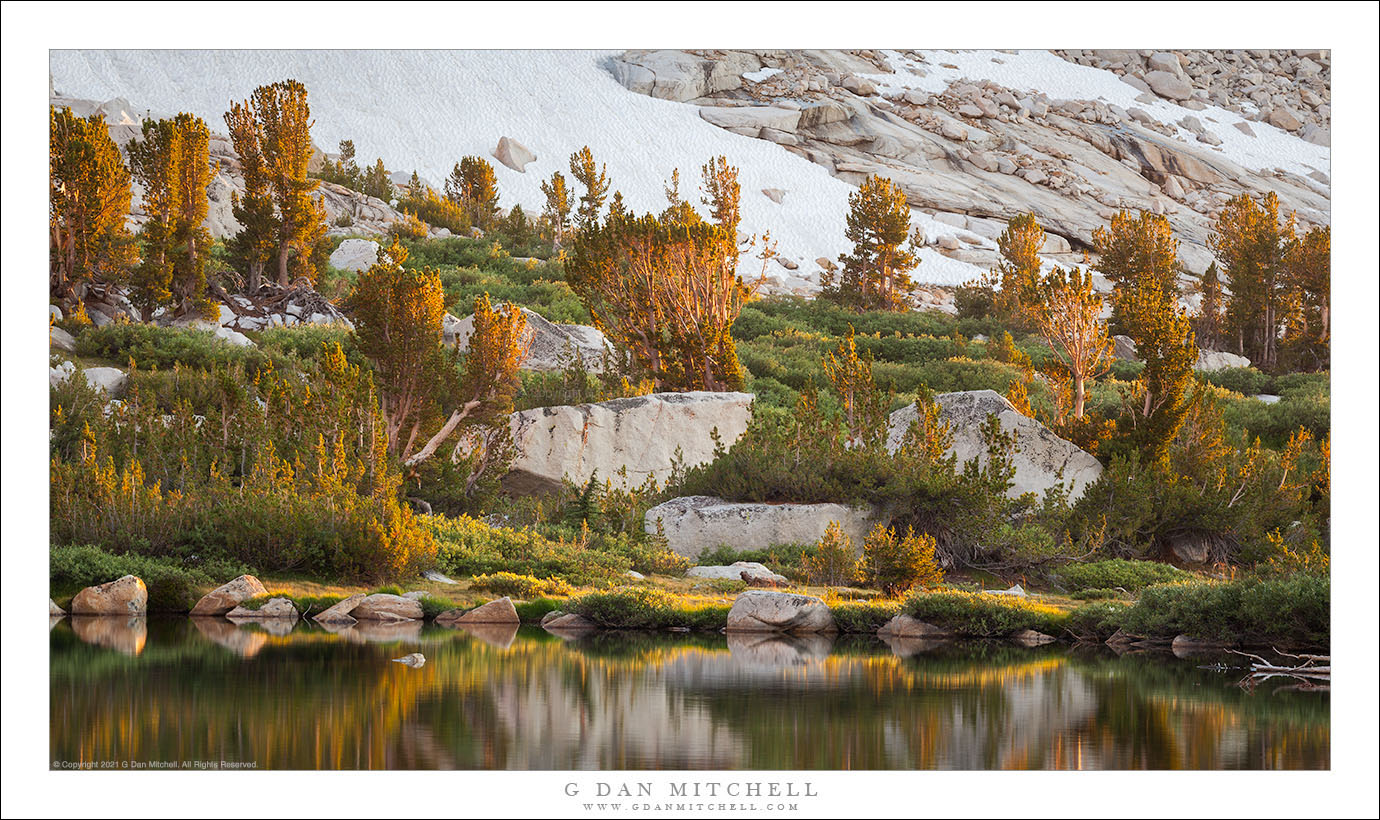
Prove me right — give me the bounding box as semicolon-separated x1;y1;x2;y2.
1230;647;1331;689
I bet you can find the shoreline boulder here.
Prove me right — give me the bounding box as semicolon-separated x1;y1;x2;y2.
727;590;836;634
877;614;951;639
350;593;424;621
887;390;1103;502
314;593;367;623
687;562;788;585
190;574;268;616
225;597;299;620
437;597;519;626
70;575;147;615
645;496;876;558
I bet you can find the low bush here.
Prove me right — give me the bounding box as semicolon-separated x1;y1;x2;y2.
828;600;901;633
468;571;573;599
1069;587;1125;601
567;587;731;631
1120;574;1329;647
50;544;249;612
1054;558;1190;593
1201;366;1272;397
74;323;270;371
902;590;1069;637
1065;600;1132;640
426;516;632;587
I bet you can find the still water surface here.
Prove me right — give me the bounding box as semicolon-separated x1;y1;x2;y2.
49;616;1328;770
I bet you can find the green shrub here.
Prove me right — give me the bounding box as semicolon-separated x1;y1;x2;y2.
1069;587;1125;601
514;597;565;622
426;516;632;587
860;523;943;596
567;587;730;630
1065;601;1131;640
50;544;248;612
1055;558;1190;593
695;542;815;581
74;323;269;371
829;600;901;633
902;590;1069;637
1201;366;1271;397
1120;574;1329;646
468;571;573;599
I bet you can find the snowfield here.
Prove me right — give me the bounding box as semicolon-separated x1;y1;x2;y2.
47;49;999;288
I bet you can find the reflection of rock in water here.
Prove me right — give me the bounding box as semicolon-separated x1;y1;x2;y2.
882;634;952;658
70;616;147;655
191;616;269;658
485;662;748;768
49;615;65;631
726;632;834;666
317;618;423;643
455;622;519;650
226;614;296;637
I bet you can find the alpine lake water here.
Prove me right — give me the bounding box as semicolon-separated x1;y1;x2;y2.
49;615;1328;771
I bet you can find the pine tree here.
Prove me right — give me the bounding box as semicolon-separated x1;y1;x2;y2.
446;156;499;229
1280;225;1330;371
169;113;214;316
362;158;392;202
1209;192;1292;369
989;212;1046;325
802;521;860;587
1032;266;1113;420
503;204;533;247
700;155;741;237
567;159;753;392
569;145;609;230
822;326;887;446
1114;274;1198;467
126;117;178;317
49;106;135;304
224;99;276;292
822;175;921;311
860;523;943;596
350;242;530;466
540;170;572;250
1193;262;1225;352
225;79;328;288
1093;209;1181;336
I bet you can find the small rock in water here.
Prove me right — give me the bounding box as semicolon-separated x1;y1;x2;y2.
392;652;426;668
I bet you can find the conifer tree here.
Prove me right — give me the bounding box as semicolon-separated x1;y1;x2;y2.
225;79;328;287
1209;192;1292;369
1092;209;1180;336
1114;274;1198;467
350;241;530;466
362;158;392;202
540;170;572;249
567;158;753;392
49;106;135;304
445;156;499;229
1193;262;1225;352
224;99;276;292
822;175;921;311
503;204;533;247
169;113;214;316
126;117;178;316
823;326;887;446
989;212;1046;325
1032;266;1113;420
803;521;860;587
569;145;609;229
700;155;741;237
1281;225;1330;371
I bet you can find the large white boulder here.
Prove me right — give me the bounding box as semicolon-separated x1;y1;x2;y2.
450;304;611;373
726;590;836;634
190;574;268;616
328;238;381;273
1194;349;1252;372
505;392;753;494
646;496;876;558
70;575;147;615
492;136;536;172
686;562;788;584
887;390;1103;502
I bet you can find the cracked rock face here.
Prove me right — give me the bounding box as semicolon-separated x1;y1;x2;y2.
607;49;1328;283
503;392;754;495
646;496;877;558
887;390;1103;502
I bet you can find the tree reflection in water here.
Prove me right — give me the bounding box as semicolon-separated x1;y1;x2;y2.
50;618;1329;770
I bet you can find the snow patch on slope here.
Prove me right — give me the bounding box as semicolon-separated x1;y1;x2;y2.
860;49;1329;178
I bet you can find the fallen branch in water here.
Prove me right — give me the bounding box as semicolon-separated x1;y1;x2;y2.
1230;648;1330;689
